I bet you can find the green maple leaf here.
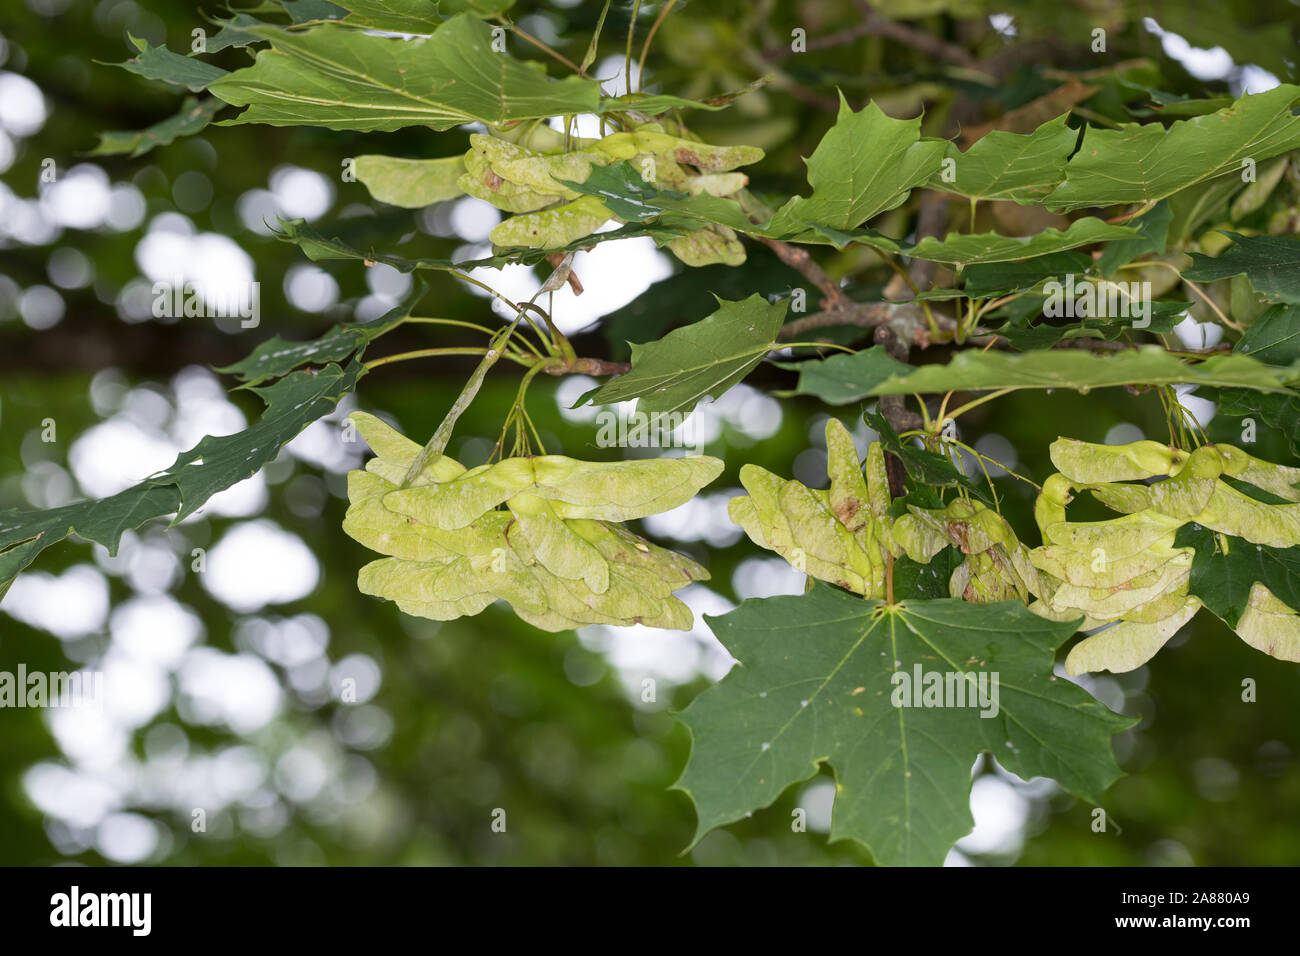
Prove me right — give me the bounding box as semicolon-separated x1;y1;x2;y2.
863;409;988;500
209;14;601;132
0;312;385;595
1096;201;1172;278
330;0;442;32
579;294;788;416
961;251;1091;297
217;289;416;385
110;34;229;91
773;347;911;405
866;345;1300;395
1214;305;1300;456
202;15;262;53
273;216;635;272
926;113;1078;204
674;585;1132;866
908;218;1140;265
89;97;223;159
152;360;365;520
1184;233;1300;306
1046;84;1300;211
1179;525;1300;628
991;300;1186;351
767;96;948;237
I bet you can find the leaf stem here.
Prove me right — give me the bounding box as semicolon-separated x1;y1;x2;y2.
636;0;677;93
778;340;859;355
499;17;584;75
364;347;532;370
1115;261;1243;332
625;0;644;97
399;317;526;488
942;387;1016;423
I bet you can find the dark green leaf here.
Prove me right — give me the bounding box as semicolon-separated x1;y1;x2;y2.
909;218;1140;265
674;586;1132;866
1185;233;1300;305
88;97;223;158
773;347;911;405
210;15;602;131
962;251;1090;297
1096;200;1172;278
1179;525;1300;628
217;284;420;385
111;34;229;91
863;409;988;500
927;113;1078;204
866;346;1300;395
766;96;947;236
153;360;366;519
1046;85;1300;210
580;294;787;416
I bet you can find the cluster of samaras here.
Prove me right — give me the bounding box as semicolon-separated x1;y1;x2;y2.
1032;438;1300;673
347;412;1300;672
728;422;1300;675
463;121;761;265
342;413;721;632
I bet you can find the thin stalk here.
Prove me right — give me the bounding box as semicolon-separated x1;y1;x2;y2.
403;316;545;361
913;394;933;431
943;387;1015;423
1115;260;1243;332
779;340;859;355
636;0;677;92
581;0;613;76
624;0;644;96
365;347;533;370
499;17;584;74
947;437;1000;511
399;317;526;488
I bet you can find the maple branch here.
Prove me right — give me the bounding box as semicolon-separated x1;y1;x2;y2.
760;19;874;61
542;356;632;376
853;1;983;71
503;21;585;75
758;237;851;311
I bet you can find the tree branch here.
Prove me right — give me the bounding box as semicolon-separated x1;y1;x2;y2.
852;1;983;71
758;237;851;311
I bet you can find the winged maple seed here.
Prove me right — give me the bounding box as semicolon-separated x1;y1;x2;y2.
342;412;722;632
728;418;1035;602
1029;438;1300;675
457;121;758;264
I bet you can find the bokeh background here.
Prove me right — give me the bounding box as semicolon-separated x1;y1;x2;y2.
1;0;1298;865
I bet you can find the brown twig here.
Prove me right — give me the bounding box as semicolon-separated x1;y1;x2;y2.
873;323;922;498
758;237;851;311
907;191;951;291
543;356;632;376
760;20;874;61
852;1;982;71
506;22;585;75
760;0;983;72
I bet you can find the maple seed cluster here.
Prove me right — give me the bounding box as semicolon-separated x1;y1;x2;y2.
729;418;1033;602
463;121;762;266
342;413;722;631
1029;438;1300;675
